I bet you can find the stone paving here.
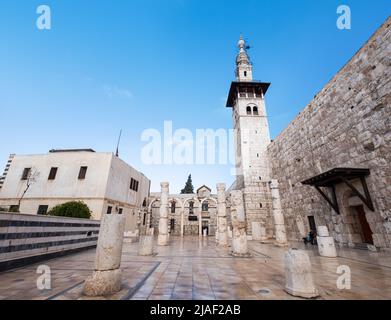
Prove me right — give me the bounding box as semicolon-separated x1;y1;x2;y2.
0;236;390;300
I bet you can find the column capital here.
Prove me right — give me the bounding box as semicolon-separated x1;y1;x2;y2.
160;181;169;187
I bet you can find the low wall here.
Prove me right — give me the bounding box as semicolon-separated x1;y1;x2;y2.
0;213;100;271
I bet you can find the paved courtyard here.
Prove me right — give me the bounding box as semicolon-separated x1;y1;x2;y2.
0;236;390;300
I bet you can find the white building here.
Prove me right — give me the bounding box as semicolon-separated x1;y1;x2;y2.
0;149;150;232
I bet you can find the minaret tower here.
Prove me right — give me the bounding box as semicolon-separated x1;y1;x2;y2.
226;36;273;236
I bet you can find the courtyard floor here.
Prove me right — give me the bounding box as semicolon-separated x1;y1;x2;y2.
0;236;390;300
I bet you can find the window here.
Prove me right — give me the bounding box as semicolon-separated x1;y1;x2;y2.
253;106;259;115
37;205;49;215
171;201;176;213
244;71;247;77
107;206;112;214
143;213;146;225
78;166;88;179
189;201;194;215
202;201;209;212
130;178;139;192
246;106;252;115
21;168;31;180
118;208;123;215
48;167;58;180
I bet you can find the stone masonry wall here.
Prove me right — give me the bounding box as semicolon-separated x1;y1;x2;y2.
267;17;391;248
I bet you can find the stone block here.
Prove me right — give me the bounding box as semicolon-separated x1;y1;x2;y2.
138;235;154;256
284;249;319;299
317;226;330;237
317;236;337;257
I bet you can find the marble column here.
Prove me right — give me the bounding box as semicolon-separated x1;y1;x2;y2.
270;179;288;246
217;183;228;247
158;182;170;246
139;227;154;256
284;248;319;298
180;207;184;237
230;190;250;257
198;206;202;237
83;211;125;296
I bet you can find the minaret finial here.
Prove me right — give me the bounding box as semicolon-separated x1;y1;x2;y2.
235;35;252;81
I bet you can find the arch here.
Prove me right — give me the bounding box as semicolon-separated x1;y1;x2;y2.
169;197;184;209
148;198;160;212
183;197;200;208
246;106;252;115
200;197;217;207
253;106;259;115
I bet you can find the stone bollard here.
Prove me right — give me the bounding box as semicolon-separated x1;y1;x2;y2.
83;211;125;297
138;228;154;256
317;226;337;258
284;248;319;299
230;190;250;257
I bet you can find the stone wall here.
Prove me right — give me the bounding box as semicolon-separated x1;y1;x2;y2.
0;213;100;271
267;18;391;249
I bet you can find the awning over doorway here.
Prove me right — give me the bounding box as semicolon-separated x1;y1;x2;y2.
301;168;374;214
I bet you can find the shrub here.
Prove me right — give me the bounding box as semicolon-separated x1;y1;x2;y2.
48;201;91;219
9;206;20;213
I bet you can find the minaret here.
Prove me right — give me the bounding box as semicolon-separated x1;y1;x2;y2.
226;36;273;237
235;35;253;82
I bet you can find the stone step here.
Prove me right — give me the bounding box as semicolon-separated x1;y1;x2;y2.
353;243;379;252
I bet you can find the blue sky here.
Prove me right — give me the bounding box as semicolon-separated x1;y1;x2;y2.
0;0;389;193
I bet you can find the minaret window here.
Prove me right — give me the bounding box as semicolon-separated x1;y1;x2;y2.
253;106;259;115
246;106;252;115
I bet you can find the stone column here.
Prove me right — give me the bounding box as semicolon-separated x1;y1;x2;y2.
180;207;184;237
230;190;250;257
83;211;125;296
198;206;202;237
284;248;319;298
138;227;154;256
317;226;337;257
217;183;228;247
270;179;288;246
158;182;170;246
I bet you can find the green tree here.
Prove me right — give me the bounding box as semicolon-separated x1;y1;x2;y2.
48;201;92;219
181;174;194;194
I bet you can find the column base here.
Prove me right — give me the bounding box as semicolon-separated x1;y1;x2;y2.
284;287;319;299
230;251;252;258
157;234;169;246
83;269;122;297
